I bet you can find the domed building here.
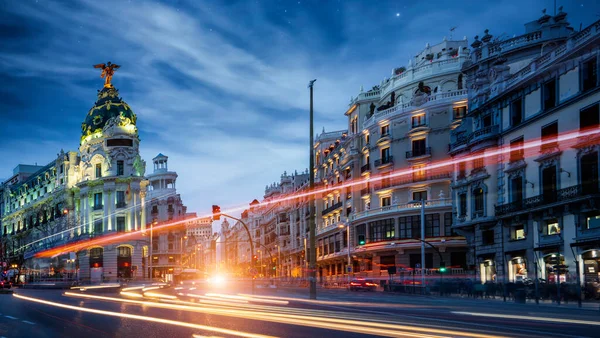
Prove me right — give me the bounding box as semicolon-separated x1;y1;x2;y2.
74;85;149;282
0;71;194;283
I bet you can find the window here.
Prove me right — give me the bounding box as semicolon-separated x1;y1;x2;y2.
368;218;394;242
59;165;64;174
117;160;124;176
94;193;103;210
380;147;391;164
95;163;102;178
511;98;523;126
512;224;526;240
412;114;426;127
413;165;426;181
425;214;440;237
586;214;600;229
473;188;484;214
541;121;558;151
398;215;421;239
168;256;175;263
453;106;467;119
89;248;103;268
547;219;560;235
380;124;390;137
472;156;484;171
381;196;391;207
117;216;126;232
93;219;103;235
511;176;523;204
482;114;492;127
444;212;454;236
582;57;598;92
509;137;524;162
543;78;556;110
482;229;494;245
458;194;467;217
334;233;341;252
458;161;466;178
118;246;131;257
365;134;370;145
413;191;427;201
116;191;126;208
580;104;599;131
356;224;366;244
151;205;158;214
411;139;427;156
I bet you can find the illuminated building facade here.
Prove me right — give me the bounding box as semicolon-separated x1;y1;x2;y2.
1;83;195;283
145;153;188;280
451;10;600;291
314;38;471;283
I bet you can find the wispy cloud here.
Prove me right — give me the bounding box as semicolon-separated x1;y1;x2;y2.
1;0;599;218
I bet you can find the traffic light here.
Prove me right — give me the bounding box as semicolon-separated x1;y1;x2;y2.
252;255;258;265
212;205;221;221
358;234;366;245
439;261;447;273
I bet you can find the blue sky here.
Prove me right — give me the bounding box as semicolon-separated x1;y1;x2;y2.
1;0;599;218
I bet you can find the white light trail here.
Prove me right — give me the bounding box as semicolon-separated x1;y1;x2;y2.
13;293;277;338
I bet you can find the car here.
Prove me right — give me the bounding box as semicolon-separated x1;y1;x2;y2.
0;280;12;289
349;279;377;291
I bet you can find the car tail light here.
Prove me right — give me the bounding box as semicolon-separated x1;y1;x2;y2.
366;283;377;286
350;282;360;286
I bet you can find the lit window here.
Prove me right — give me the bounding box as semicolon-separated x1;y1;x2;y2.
547;220;560;235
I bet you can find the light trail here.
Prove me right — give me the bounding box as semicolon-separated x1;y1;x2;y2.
72;284;121;291
237;293;428;309
62;292;504;338
13;293;278;338
120;291;145;298
20;189;179;253
34;127;600;257
204;293;289;306
121;285;147;291
452;311;600;326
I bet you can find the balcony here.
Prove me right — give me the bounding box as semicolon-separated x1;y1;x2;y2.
450;125;500;151
322;201;343;216
374;156;394;168
360;187;370;196
495;184;590;216
116;201;126;209
360;163;371;174
406;147;431;159
93;204;103;211
351;198;452;221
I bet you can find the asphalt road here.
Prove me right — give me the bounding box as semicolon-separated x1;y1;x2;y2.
1;283;598;338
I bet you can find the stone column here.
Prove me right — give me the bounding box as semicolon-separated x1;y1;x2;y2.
140;180;148;232
133;191;138;231
103;191;109;233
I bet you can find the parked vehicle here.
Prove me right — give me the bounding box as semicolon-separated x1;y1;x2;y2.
0;280;12;289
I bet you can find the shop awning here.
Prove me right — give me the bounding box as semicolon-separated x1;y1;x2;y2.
570;237;600;248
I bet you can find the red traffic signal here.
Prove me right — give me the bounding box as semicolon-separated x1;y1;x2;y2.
212;205;221;221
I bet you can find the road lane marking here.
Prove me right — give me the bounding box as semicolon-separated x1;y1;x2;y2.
452;311;600;326
4;316;17;320
13;294;277;338
22;320;36;325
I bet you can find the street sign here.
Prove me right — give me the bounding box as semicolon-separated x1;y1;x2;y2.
346;266;352;273
415;263;421;269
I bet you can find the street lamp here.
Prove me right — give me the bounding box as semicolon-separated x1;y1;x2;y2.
308;79;317;300
338;221;351;285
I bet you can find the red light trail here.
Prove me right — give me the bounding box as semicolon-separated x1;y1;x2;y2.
34;127;600;258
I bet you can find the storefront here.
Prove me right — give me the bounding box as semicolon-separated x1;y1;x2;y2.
543;253;567;283
508;255;528;282
582;250;600;283
479;257;496;283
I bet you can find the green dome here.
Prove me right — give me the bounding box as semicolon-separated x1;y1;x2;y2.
81;86;137;141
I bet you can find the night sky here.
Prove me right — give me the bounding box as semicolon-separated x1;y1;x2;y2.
1;0;599;219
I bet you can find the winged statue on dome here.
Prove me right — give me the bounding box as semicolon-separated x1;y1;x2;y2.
93;61;121;88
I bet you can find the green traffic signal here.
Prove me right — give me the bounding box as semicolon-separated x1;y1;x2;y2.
359;240;365;245
439;261;446;273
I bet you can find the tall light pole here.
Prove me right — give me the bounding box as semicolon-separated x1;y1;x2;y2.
308;79;317;300
421;199;426;292
149;220;156;280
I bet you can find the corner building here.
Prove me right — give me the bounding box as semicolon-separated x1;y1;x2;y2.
1;83;191;283
315;38;471;283
451;9;600;293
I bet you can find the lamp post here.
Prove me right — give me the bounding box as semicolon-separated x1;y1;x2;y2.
149;220;156;280
308;79;317;300
338;222;351;285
